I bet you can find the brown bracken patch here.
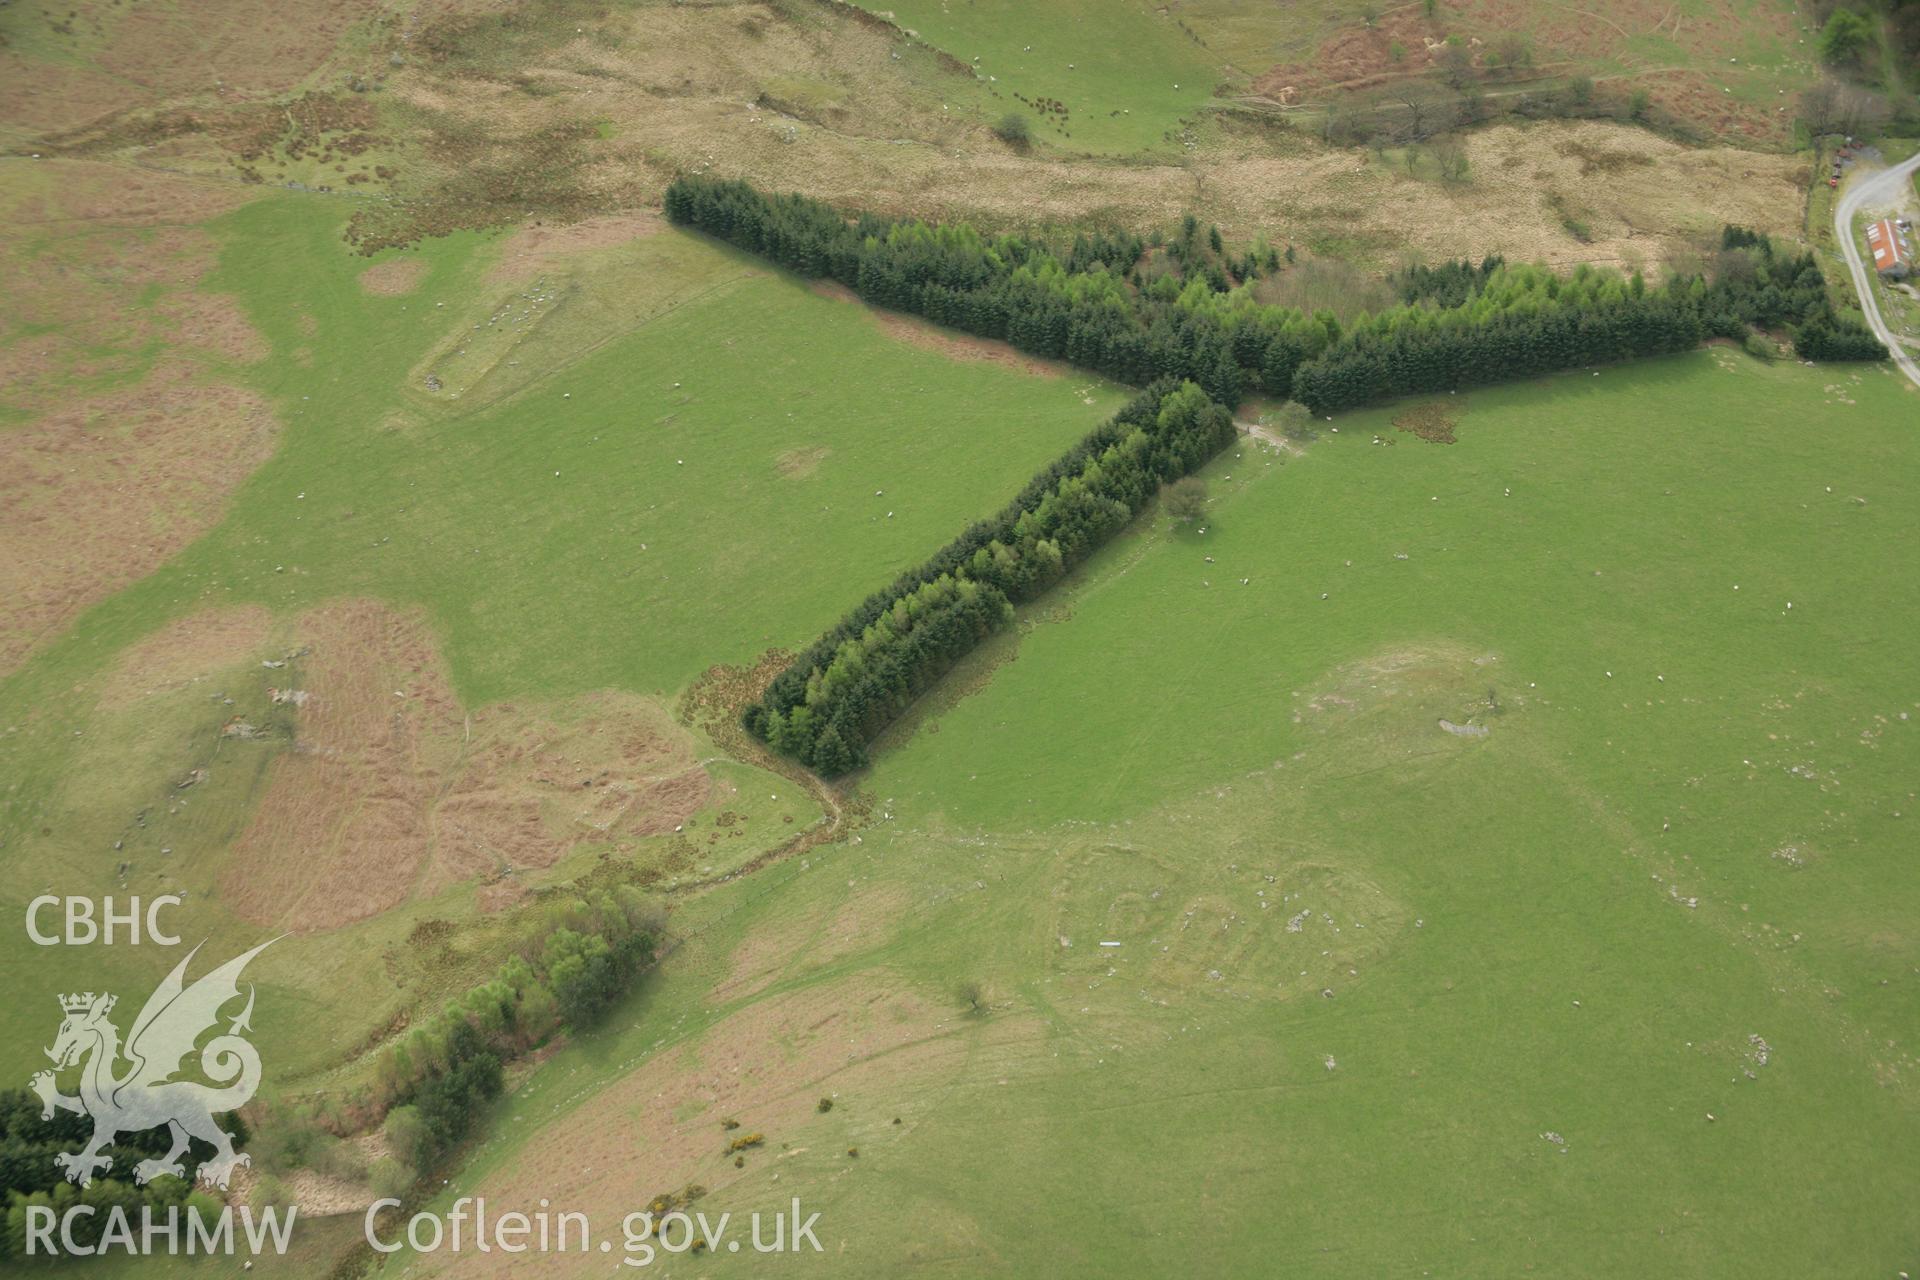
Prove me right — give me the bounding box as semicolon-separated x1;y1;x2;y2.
1;161;265;419
1251;8;1451;100
0;161;249;228
221;601;710;932
485;211;665;283
1393;400;1459;444
0;167;277;666
0;364;280;676
155;290;270;363
221;601;459;931
358;257;428;296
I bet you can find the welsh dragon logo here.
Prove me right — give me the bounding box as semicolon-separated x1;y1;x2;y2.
30;940;274;1190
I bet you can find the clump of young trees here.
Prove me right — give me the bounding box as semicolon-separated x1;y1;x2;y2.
367;889;661;1175
744;380;1235;775
1817;6;1878;66
91;889;669;1234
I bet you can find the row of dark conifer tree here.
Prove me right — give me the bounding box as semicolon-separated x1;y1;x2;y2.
742;381;1234;776
665;178;1883;419
662;180;1884;775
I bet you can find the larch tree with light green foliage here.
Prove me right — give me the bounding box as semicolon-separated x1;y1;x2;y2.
383;1105;432;1170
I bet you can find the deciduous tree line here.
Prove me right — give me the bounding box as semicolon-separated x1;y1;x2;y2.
303;888;663;1195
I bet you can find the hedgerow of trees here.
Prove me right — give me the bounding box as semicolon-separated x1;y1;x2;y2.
220;887;664;1217
664;179;1883;775
665;177;1881;422
665;174;1300;407
1294;226;1882;412
744;380;1235;775
366;888;659;1173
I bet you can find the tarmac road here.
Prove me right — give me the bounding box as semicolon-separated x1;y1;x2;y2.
1832;146;1920;391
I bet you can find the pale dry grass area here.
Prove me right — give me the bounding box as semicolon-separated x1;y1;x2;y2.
708;881;913;1003
775;444;833;478
382;2;1808;271
358;256;428;295
0;0;383;142
94;605;277;709
1338;122;1809;268
398;218;764;415
484;210;666;283
408;970;1047;1280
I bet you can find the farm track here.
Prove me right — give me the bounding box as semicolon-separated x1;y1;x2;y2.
1834;147;1920;392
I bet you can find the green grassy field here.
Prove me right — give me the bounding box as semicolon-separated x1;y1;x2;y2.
852;0;1822;152
6;0;1915;1273
853;0;1221;153
0;193;1127;1087
193;203;1125;703
385;347;1920;1278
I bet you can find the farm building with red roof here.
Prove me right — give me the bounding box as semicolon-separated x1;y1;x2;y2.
1867;219;1912;280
